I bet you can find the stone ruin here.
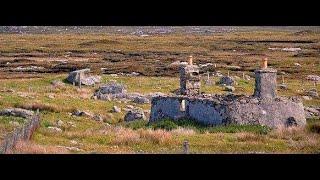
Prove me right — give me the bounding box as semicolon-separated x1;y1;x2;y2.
66;68;101;86
149;57;306;128
179;55;201;96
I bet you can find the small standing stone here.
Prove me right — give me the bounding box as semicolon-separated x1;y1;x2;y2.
225;86;235;92
93;114;104;122
56;120;64;127
183;140;189;154
47;126;63;133
112;106;121;113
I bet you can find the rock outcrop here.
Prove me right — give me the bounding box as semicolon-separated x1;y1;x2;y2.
0;108;34;118
124;108;146;122
67;69;101;86
93;83;150;104
218;76;237;86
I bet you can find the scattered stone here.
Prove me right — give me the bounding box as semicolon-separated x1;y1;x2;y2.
47;126;62;132
199;63;213;68
199;63;214;71
226;65;241;70
67;121;76;128
293;30;312;36
125;105;135;109
58;146;83;152
302;96;312;100
282;47;301;52
215;71;223;77
294;63;302;67
96;83;127;95
133;96;150;104
66;69;101;86
0;108;34;118
2;89;15;93
239;99;247;104
304;107;320;118
278;84;288;90
72;110;93;118
305;89;318;97
12;66;45;72
92;96;98;100
56;120;64;127
244;75;251;81
268;47;280;51
112;106;121;113
47;94;55;99
218;76;237;86
224;86;235;92
17;92;35;99
129;72;140;76
109;74;118;77
70;140;78;145
93;114;104;122
124;108;146;122
306;75;320;82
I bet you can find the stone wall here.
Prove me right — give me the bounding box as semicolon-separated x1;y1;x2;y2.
150;96;187;121
187;98;226;125
0;115;40;154
150;95;233;125
149;95;306;128
228;97;306;128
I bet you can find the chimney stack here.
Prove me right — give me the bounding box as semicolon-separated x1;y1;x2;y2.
254;58;277;99
188;55;193;65
179;55;200;96
261;57;268;69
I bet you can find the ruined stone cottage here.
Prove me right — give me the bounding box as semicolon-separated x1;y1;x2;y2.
149;57;306;128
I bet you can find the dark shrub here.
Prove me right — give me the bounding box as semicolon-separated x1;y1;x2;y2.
150;119;178;131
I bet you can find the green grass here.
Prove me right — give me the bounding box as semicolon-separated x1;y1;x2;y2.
128;118;272;135
307;117;320;134
0;116;26;134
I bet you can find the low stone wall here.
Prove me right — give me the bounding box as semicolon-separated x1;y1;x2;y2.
0;115;40;154
187;98;226;125
149;95;306;128
150;96;187;121
227;97;306;128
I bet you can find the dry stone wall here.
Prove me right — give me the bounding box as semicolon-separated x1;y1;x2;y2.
150;95;306;128
0;115;40;154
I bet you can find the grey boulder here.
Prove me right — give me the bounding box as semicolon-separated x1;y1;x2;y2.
124;108;146;122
